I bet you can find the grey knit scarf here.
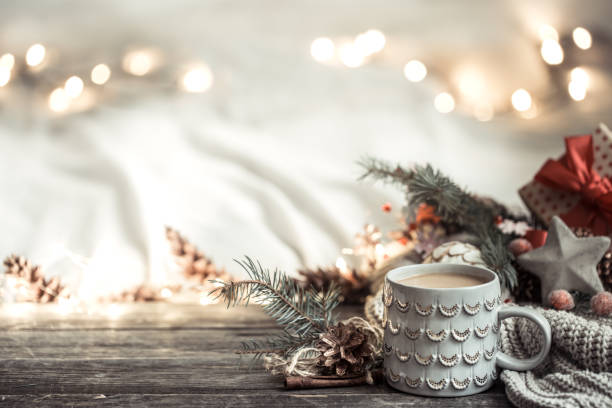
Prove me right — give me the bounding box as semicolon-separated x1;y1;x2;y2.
365;295;612;408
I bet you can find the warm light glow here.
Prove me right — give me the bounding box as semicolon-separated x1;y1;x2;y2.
473;102;494;122
26;44;46;67
456;69;486;101
573;27;592;50
339;43;364;68
568;81;587;101
335;256;348;271
106;304;123;319
310;37;335;62
182;66;213;93
48;88;70;112
160;288;173;298
434;92;455;113
540;39;564;65
570;67;589;87
375;243;386;257
91;64;111;85
64;76;84;99
0;68;10;87
354;29;386;56
0;53;15;70
538;25;559;41
520;103;539;119
403;60;427;82
511;89;532;112
199;294;215;306
123;51;154;76
341;248;354;255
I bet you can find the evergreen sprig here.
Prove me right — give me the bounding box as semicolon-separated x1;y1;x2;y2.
359;158;517;290
210;256;341;357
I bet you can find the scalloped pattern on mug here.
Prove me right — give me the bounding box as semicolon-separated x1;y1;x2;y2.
475;324;490;338
395;299;410;313
439;353;459;367
464;301;481;315
451;377;471;390
463;351;480;365
426;377;448;391
404;327;422;340
438;303;460;317
485;297;497;311
425;328;448;342
451;328;471;342
491;369;498;380
404;376;423;388
388;320;400;335
415;302;434;316
474;373;488;386
387;368;401;383
414;352;436;366
484;346;496;360
395;348;411;362
492;321;499;333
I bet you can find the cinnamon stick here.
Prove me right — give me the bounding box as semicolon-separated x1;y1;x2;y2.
284;369;383;390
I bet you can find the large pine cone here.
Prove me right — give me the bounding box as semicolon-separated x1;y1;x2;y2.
511;261;541;302
317;322;374;376
3;254;69;303
296;266;369;304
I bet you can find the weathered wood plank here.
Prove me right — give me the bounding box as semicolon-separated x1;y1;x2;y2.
0;390;511;408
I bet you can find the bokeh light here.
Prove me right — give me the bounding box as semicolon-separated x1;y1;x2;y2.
354;29;386;56
0;53;15;70
339;43;364;68
572;27;592;50
26;44;46;67
91;64;111;85
540;39;563;65
538;25;559;41
123;51;154;76
0;68;10;87
310;37;335;63
182;66;213;93
403;60;427;82
511;89;532;112
473;102;494;122
49;88;70;112
434;92;455;113
64;76;84;99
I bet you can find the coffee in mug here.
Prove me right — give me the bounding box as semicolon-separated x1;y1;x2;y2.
398;272;487;288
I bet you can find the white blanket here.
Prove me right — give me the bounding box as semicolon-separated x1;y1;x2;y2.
0;1;611;297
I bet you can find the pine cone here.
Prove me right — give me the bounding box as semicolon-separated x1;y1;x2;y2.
3;254;69;303
316;322;374;376
104;285;160;302
296;266;370;304
569;227;612;291
166;227;230;283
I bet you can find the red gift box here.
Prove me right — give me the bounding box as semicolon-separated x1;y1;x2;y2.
519;123;612;235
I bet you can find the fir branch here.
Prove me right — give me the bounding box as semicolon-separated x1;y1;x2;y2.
210;256;341;357
359;158;517;289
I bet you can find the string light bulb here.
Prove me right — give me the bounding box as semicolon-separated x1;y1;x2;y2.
64;76;84;99
570;67;589;87
403;60;427;82
572;27;592;50
310;37;335;63
181;65;213;93
568;81;586;101
434;92;455;113
0;53;15;70
48;88;70;112
354;29;386;56
338;43;364;68
511;88;532;112
26;44;46;67
540;39;564;65
122;50;154;76
91;64;111;85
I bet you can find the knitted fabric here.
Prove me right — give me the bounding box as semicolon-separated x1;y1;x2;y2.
500;302;612;408
365;293;612;408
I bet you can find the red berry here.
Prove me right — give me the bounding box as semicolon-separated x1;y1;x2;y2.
591;292;612;316
548;289;575;310
508;238;533;257
494;216;503;225
381;203;392;213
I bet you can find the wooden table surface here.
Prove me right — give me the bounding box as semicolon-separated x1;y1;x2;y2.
0;303;512;407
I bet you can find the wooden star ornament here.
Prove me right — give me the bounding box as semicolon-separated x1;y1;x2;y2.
517;216;609;303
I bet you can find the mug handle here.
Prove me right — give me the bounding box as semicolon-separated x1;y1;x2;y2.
495;306;552;371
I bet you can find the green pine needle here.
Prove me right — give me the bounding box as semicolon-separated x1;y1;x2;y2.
359;158;517;290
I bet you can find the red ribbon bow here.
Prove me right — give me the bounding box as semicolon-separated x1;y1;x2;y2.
535;134;612;235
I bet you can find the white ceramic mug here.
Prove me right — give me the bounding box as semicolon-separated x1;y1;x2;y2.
383;263;551;397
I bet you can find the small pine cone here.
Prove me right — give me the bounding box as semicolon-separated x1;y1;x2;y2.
166;227;229;283
316;322;374;376
570;227;612;291
296;266;369;304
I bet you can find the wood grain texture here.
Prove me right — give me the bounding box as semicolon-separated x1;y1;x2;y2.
0;303;511;407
